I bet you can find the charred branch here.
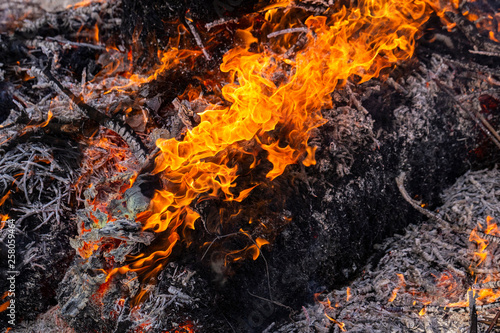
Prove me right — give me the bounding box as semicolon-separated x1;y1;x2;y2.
29;65;149;165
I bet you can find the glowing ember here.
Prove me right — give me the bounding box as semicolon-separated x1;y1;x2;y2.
165;322;195;333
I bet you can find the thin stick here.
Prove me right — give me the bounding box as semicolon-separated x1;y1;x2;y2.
434;78;500;150
469;50;500;57
469;289;477;333
45;37;106;51
247;291;294;313
485;309;500;333
472;281;500;290
268;27;310;39
184;17;211;61
205;18;238;31
396;172;500;245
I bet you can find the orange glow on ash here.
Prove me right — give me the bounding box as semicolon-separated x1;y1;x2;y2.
165;322;195;333
442;216;500;308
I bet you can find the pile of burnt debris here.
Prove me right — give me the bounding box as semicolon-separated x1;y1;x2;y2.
277;168;500;332
0;0;500;332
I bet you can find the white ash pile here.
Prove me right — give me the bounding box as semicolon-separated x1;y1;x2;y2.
275;167;500;332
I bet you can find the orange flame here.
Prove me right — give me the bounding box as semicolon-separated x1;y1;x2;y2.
389;273;406;302
469;216;500;304
445;216;500;308
67;0;106;9
22;110;53;133
0;192;11;206
325;313;347;332
103;0;440;301
469;217;498;267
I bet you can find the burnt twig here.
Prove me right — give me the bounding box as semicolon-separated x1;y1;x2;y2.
267;27;310;39
184;16;211;61
485;309;500;333
397;172;500;245
433;78;500;150
45;36;106;51
472;281;500;290
469;289;477;333
29;64;148;165
205;18;238;31
469;50;500;58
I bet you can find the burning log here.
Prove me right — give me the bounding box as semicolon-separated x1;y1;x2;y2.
0;0;499;332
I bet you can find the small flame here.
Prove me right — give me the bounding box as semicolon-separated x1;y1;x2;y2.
389;273;406;302
22;110;53;133
67;0;106;9
0;300;11;313
0;192;11;206
325;313;347;332
418;307;426;316
94;23;100;44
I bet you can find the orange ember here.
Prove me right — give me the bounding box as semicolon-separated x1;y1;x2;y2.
104;0;437;292
165;322;195;333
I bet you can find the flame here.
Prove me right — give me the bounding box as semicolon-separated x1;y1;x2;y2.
469;216;500;304
389;273;406;302
470;217;497;267
325;313;347;332
444;216;500;308
446;288;472;308
0;215;9;230
0;192;11;206
22;110;53;133
0;300;10;313
94;23;100;44
67;0;107;9
103;0;439;294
